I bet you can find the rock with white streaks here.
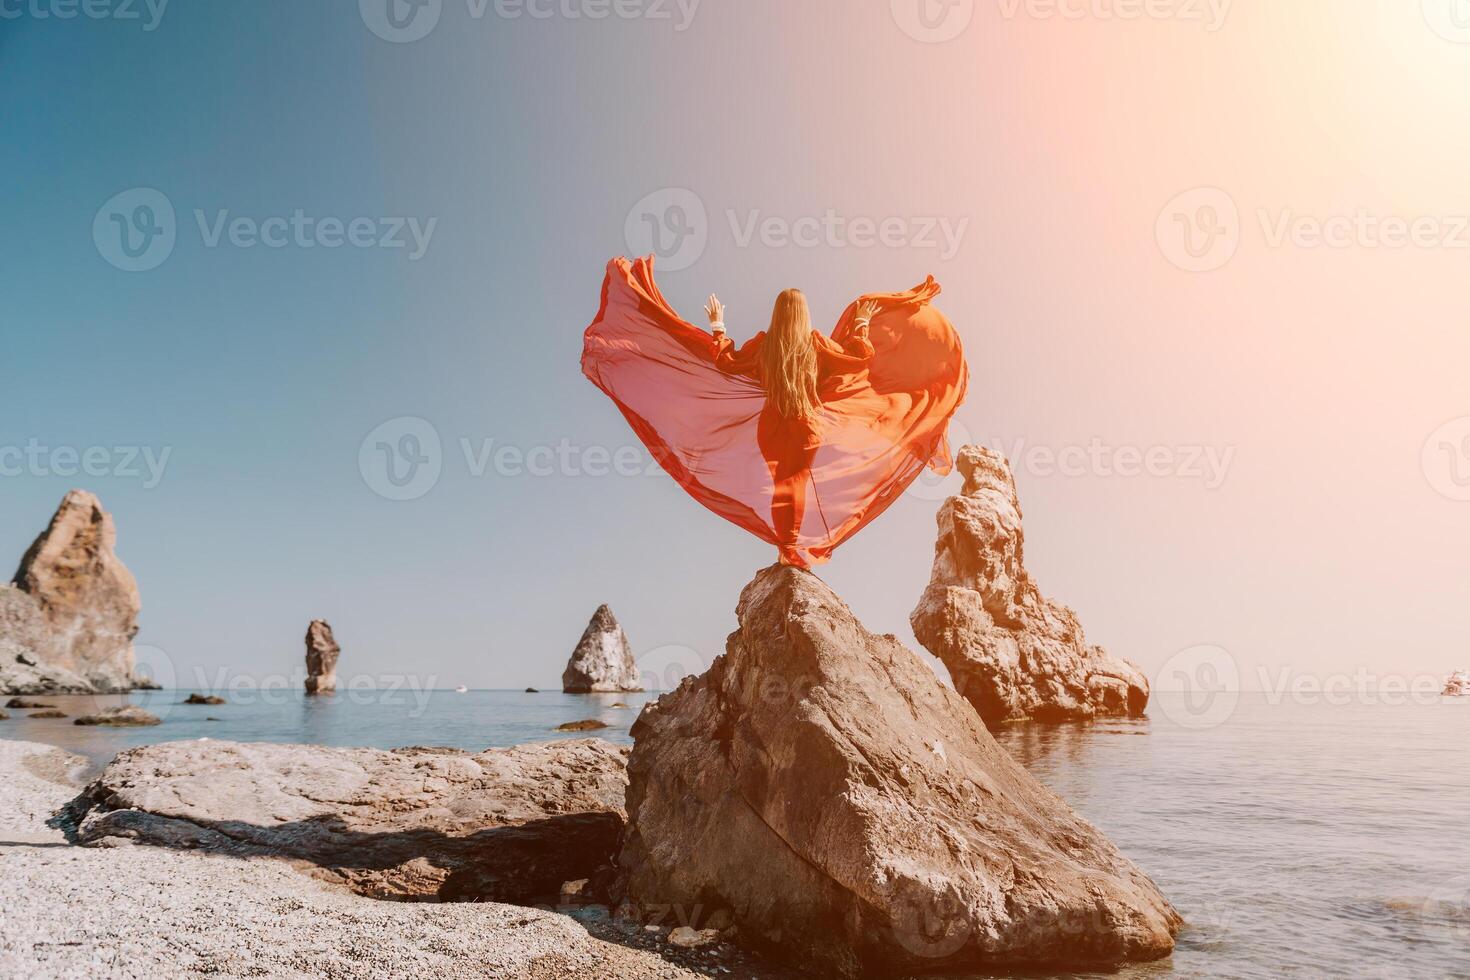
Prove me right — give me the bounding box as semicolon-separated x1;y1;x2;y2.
563;605;643;693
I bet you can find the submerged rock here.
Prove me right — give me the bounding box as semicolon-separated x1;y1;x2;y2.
619;565;1178;977
73;738;630;904
911;447;1150;725
183;693;226;705
562;605;644;693
28;709;67;719
1;491;145;695
304;620;340;695
73;705;160;727
6;698;55;709
557;719;609;732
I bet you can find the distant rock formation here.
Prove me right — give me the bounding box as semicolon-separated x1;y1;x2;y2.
73;738;629;904
562;605;643;693
0;491;145;695
619;565;1179;977
73;705;160;727
183;693;225;705
911;447;1149;725
1444;670;1469;697
304;620;340;695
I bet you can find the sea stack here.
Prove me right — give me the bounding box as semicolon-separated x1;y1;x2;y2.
0;491;145;695
619;566;1179;977
562;605;643;693
911;446;1150;725
304;620;340;695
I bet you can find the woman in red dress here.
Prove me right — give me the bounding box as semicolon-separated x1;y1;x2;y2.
704;289;881;566
582;256;968;569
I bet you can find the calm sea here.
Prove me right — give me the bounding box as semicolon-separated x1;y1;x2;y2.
5;689;1467;978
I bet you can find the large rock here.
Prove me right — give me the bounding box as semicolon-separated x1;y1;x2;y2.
563;605;643;693
619;566;1178;978
304;619;340;695
1;491;143;694
911;447;1149;725
72;738;629;903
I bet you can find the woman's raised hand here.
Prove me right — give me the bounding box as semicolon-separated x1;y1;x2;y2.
705;294;726;332
854;299;880;329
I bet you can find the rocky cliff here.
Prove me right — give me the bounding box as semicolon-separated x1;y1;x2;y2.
0;491;143;694
619;565;1178;977
911;447;1149;725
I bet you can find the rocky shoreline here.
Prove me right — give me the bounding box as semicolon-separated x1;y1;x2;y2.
0;738;775;980
2;463;1181;978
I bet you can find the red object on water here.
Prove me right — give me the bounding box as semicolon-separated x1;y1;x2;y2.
581;256;969;567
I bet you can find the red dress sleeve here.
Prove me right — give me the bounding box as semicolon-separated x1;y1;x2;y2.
713;333;766;379
813;330;875;372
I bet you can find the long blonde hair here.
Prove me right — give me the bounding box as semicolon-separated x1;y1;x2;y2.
761;289;820;421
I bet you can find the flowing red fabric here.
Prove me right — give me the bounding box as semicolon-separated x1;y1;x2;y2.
581;256;968;567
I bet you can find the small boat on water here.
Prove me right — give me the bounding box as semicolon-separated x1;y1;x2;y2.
1443;670;1470;697
454;685;469;694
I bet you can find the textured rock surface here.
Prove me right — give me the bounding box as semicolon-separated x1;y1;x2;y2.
305;619;340;694
911;446;1150;725
619;565;1178;978
1;491;143;694
73;737;630;903
563;605;644;693
0;740;705;980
